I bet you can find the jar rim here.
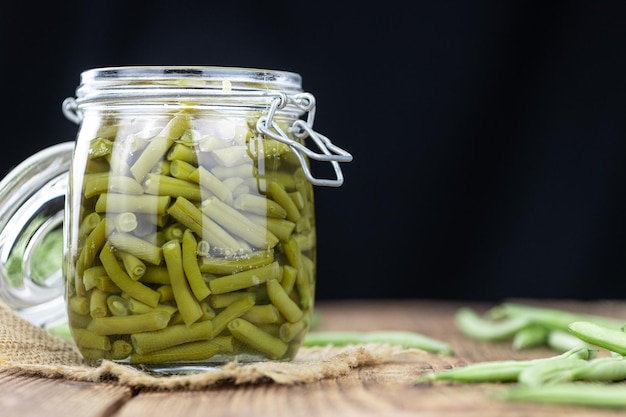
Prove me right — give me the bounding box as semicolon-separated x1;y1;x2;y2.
76;66;303;103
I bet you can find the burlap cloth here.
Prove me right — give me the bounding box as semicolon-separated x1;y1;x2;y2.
0;300;425;390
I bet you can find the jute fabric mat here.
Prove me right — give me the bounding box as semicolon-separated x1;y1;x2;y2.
0;300;424;390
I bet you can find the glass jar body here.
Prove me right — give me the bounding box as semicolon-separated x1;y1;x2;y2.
65;101;317;370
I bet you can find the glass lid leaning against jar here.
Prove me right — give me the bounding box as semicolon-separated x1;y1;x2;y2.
0;66;352;373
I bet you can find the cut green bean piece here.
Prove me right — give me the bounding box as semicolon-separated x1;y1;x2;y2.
130;114;190;182
143;173;202;201
99;242;161;307
198;249;274;275
208;262;281;294
187;165;233;203
131;320;214;354
130;339;223;364
211;294;256;335
108;232;163;265
201;196;279;248
88;310;171;335
267;279;303;323
73;328;112;351
181;229;212;301
234;193;287;219
228;318;288;359
163;239;203;326
95;193;171;215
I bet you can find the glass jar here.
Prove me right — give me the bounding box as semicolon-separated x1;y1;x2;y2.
0;66;351;372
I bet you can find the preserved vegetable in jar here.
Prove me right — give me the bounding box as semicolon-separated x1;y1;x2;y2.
61;66;352;371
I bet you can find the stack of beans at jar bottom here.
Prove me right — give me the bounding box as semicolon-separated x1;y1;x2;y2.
66;110;316;366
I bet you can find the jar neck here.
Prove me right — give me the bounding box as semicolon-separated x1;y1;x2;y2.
74;66;303;108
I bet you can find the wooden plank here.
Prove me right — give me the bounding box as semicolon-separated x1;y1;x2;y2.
3;299;626;416
0;371;131;417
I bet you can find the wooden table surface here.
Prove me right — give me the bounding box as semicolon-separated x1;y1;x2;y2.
3;298;626;417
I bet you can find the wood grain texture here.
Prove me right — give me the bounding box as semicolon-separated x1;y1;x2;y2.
3;299;626;417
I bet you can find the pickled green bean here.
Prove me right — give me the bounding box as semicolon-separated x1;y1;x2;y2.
162;239;203;326
72;328;111;351
198;248;274;275
95;193;171;215
130;114;190;182
181;229;212;301
167;196;240;252
187;165;233;203
201;196;279;248
99;242;161;307
108;232;163;265
211;294;256;335
118;252;146;280
143;173;202;201
130;339;223;364
267;279;303;323
228;318;289;359
131;320;214;354
88;310;171;335
208;261;281;294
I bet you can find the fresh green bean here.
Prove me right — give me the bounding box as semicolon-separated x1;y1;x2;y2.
518;358;588;387
416;347;593;383
304;330;455;355
512;324;549;351
455;307;531;341
491;303;626;332
548;329;593;353
568;321;626;355
498;383;626;409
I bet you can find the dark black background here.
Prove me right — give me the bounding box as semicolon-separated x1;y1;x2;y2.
2;1;626;301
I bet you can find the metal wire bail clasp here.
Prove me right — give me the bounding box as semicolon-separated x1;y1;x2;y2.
256;93;353;187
